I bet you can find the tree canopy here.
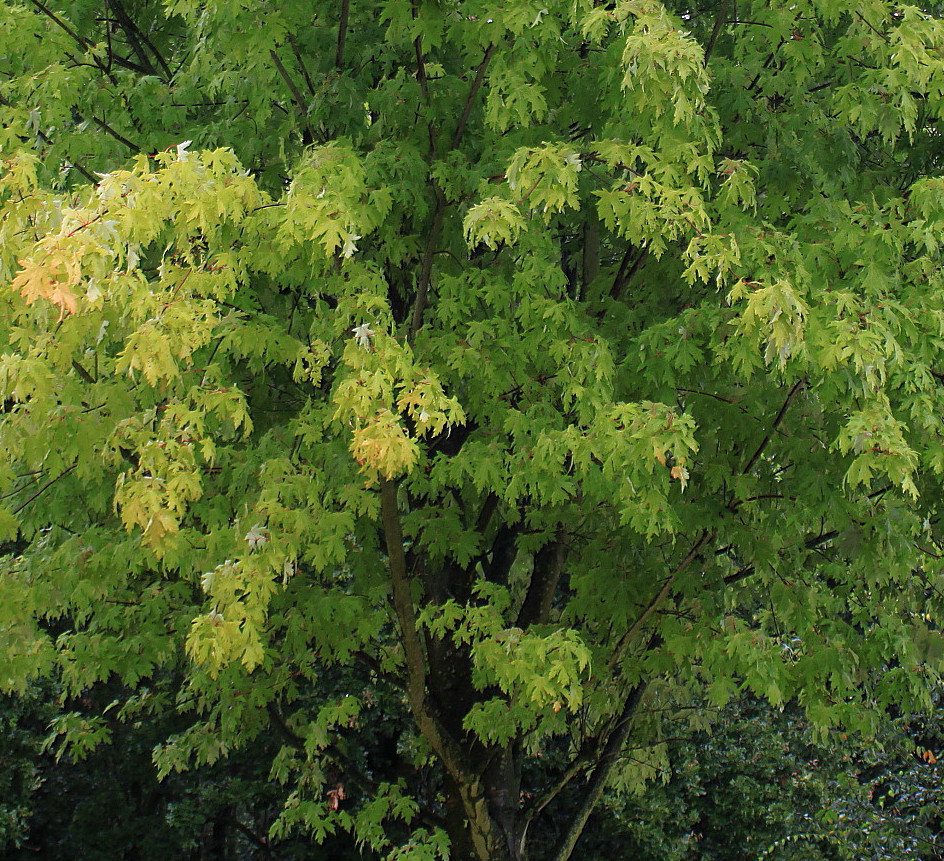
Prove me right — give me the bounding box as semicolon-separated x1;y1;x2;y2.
5;1;944;858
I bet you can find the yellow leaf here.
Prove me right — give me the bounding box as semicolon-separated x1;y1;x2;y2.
11;250;80;319
350;409;419;479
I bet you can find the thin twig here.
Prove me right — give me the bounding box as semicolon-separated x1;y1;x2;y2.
0;474;43;502
12;464;77;515
855;10;890;44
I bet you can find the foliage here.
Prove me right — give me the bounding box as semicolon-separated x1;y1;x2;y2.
6;0;944;859
589;697;944;861
0;678;328;860
0;687;48;850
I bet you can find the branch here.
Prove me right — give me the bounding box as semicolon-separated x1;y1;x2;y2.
0;473;43;502
269;49;315;144
71;359;96;384
379;480;505;854
12;464;77;515
722;525;860;587
520;743;595;825
450;44;496;150
516;536;567;629
107;0;152;75
408;190;447;342
484;522;519;585
408;44;497;341
27;0;91;53
266;703;305;750
228;817;274;853
723;486;891;587
608;530;712;670
335;0;351;69
855;10;891;44
57;152;96;184
288;37;317;96
379;480;470;772
703;0;731;63
474;492;500;535
609;246;646;301
0;95;99;185
267;702;446;832
90;115;139;152
28;0;150;78
107;0;173;80
332;741;447;832
546;680;648;861
410;0;429;101
380;479;428;693
676;387;750;411
739;376;807;477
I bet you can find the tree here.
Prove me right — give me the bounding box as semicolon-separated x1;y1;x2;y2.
4;0;944;858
